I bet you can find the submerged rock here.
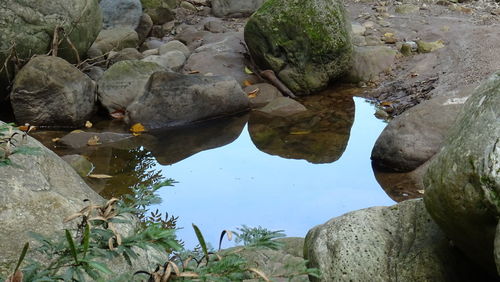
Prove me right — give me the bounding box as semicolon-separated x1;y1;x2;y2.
255;97;307;117
424;71;500;274
305;199;490;281
244;0;352;95
10;56;95;126
0;0;102;96
126;71;249;128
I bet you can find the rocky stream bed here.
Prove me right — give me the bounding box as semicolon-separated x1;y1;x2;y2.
1;0;500;280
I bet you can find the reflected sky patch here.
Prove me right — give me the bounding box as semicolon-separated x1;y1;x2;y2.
152;97;395;249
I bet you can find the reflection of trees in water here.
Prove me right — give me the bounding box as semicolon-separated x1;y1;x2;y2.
87;147;164;199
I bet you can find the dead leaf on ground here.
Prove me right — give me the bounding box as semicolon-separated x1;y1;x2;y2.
85;121;93;128
88;174;113;179
243;80;252;87
418;190;425;194
87;135;101;146
52;137;60;142
130;123;147;136
247;88;260;98
188;70;200;74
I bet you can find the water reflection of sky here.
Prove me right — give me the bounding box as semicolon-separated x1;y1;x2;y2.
153;97;395;249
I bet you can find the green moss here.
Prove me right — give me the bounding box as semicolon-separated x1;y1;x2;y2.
244;0;352;95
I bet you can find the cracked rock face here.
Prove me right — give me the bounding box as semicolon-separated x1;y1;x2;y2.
424;71;500;274
0;0;102;96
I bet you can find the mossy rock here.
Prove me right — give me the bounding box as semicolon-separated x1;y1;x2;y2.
244;0;352;96
0;0;102;97
424;71;500;274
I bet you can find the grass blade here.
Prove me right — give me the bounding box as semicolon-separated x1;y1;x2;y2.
218;230;232;251
82;224;90;258
14;242;29;272
65;230;78;264
192;224;209;264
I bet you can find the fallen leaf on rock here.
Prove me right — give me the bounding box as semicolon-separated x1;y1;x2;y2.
243;80;252;87
18;124;35;133
85;121;93;128
244;66;254;74
247;88;260;98
290;130;311;135
88;174;113;179
87;135;101;146
188;70;200;74
130;123;147;136
110;109;126;120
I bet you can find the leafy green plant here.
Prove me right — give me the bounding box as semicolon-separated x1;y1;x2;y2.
234;225;286;250
12;182;181;281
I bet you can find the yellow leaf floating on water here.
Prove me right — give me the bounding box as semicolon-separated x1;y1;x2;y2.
87;135;101;146
88;174;113;179
130;123;147;136
244;66;254;74
247;88;260;98
290;130;311;135
85;121;93;128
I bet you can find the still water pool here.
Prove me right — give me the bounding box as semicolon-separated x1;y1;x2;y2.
149;96;395;248
33;89;396;249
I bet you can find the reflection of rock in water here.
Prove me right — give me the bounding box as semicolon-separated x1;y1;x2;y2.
372;160;429;202
140;113;248;165
248;89;355;164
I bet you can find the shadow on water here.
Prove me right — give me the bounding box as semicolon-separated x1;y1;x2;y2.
249;90;355;164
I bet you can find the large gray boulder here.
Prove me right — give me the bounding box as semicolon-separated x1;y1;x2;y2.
424;71;500;274
304;199;488;281
211;0;266;17
126;71;249;128
97;60;165;113
184;32;258;85
100;0;142;29
0;0;102;96
0;122;167;277
10;56;96;126
371;85;473;172
244;0;352;95
0;123;103;275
